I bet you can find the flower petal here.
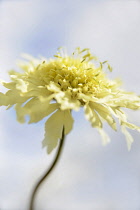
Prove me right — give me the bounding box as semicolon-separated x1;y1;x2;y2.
54;91;80;111
121;126;134;151
63;110;74;135
43;109;64;154
110;107;127;123
121;121;140;132
97;128;111;145
15;103;26;123
0;90;29;106
90;102;117;131
0;93;8;106
43;109;74;154
84;104;102;128
2;81;16;89
24;98;59;123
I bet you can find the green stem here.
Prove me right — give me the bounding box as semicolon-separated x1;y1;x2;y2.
29;127;65;210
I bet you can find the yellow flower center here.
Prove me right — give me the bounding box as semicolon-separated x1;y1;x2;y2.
37;56;108;98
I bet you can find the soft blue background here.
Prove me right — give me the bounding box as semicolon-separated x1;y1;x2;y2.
0;0;140;209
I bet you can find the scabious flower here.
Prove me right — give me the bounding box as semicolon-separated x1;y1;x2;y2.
0;48;140;153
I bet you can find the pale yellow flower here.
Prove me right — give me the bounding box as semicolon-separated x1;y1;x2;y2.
0;48;140;153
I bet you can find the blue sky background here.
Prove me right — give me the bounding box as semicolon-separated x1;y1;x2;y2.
0;0;140;209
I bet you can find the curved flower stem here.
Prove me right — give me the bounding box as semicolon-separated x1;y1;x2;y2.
29;127;65;210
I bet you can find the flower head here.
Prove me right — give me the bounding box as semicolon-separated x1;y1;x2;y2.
0;48;140;153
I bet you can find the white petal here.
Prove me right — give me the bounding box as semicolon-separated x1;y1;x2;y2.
43;110;64;154
43;109;74;154
121;126;134;151
90;102;117;131
63;110;74;135
47;81;61;92
15;103;26;123
84;104;102;128
98;128;111;145
24;98;59;123
54;91;80;111
0;93;8;106
16;79;28;92
122;121;140;132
